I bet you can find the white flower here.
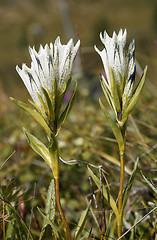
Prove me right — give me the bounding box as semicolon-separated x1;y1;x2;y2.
95;29;136;113
16;37;80;110
95;29;136;92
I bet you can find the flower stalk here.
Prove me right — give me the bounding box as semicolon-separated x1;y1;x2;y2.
54;177;71;240
12;37;80;239
118;150;125;237
49;136;71;240
48;132;71;239
95;29;147;237
117;125;126;237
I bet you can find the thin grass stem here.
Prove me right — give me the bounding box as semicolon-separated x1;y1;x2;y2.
3;201;5;239
117;206;157;240
99;167;107;235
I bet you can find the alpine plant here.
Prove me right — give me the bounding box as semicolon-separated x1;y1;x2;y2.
16;37;80;134
95;29;147;126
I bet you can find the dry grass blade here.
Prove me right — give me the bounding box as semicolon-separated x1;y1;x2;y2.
0;151;16;170
117;206;157;240
90;149;132;175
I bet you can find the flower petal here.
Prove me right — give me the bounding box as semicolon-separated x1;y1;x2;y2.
16;64;42;108
16;37;80;120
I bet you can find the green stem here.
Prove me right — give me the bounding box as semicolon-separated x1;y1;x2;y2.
118;150;125;237
54;177;71;240
118;125;126;238
49;135;71;240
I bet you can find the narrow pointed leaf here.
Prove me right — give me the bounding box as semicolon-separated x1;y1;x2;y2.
28;98;48;123
109;66;121;112
38;207;63;239
74;200;91;240
60;77;71;97
10;97;50;136
37;92;47;114
122;66;147;124
99;99;124;152
53;78;68;123
58;81;77;131
122;157;139;210
43;179;56;228
141;171;157;194
41;86;55;121
100;75;117;116
88;167;120;222
23;128;51;168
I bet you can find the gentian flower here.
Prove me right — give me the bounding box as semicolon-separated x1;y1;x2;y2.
16;37;80;133
95;29;147;126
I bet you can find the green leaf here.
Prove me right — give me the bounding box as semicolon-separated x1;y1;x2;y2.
99;99;124;152
37;92;47;114
39;179;56;240
23;128;51;168
43;179;56;228
74;200;91;240
87;167;120;223
38;207;63;239
122;157;139;210
109;66;121;113
100;75;117;116
122;66;147;124
10;97;50;137
53;79;66;123
41;86;55;121
58;81;77;132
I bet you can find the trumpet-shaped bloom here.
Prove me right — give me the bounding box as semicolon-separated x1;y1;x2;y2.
95;29;136;119
95;29;136;88
16;37;80;110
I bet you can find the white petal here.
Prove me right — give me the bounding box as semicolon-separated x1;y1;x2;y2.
127;39;135;81
53;40;60;81
45;43;54;95
53;37;80;91
29;46;47;89
17;37;80;110
16;64;42;108
61;39;80;80
16;65;31;93
122;79;134;110
74;39;80;52
94;45;111;86
96;29;130;87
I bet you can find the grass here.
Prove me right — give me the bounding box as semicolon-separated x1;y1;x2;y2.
0;87;157;239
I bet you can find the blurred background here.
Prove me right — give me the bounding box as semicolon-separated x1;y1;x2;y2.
0;0;157;99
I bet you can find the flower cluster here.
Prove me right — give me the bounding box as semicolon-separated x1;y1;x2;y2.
95;29;146;126
16;37;80;134
14;30;146;131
